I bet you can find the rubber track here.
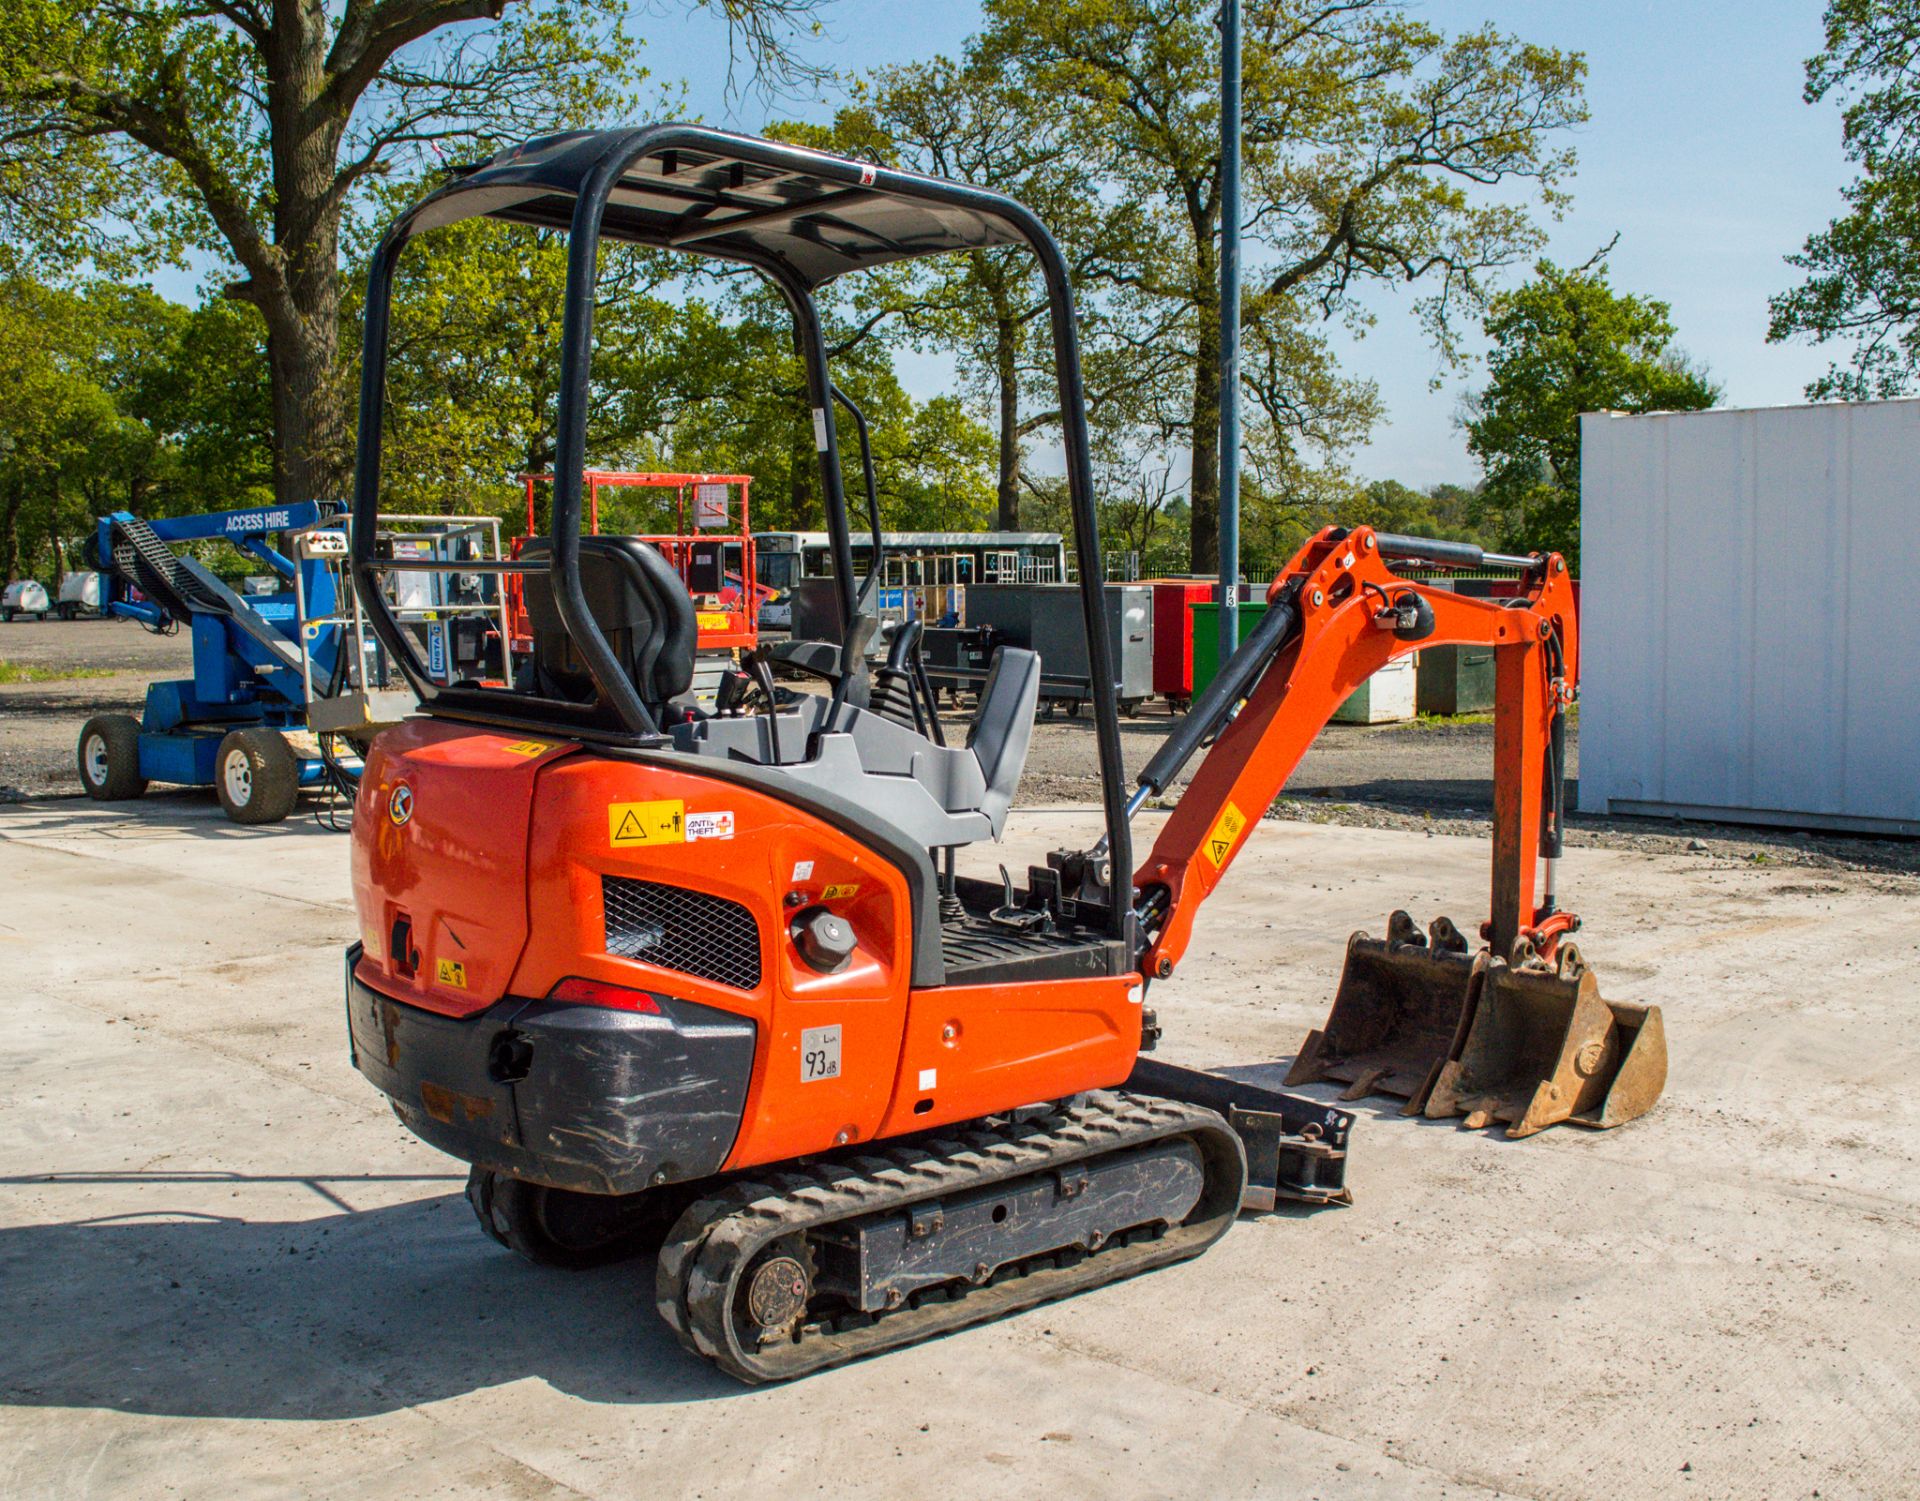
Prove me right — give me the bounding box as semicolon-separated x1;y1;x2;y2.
654;1090;1246;1383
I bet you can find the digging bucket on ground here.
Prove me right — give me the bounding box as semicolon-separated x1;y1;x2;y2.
1423;943;1667;1138
1284;911;1482;1111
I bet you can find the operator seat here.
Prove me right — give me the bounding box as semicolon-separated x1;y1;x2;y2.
518;536;696;720
669;642;1042;851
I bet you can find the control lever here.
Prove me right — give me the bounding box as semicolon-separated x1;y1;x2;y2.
741;647;784;762
715;668;752;717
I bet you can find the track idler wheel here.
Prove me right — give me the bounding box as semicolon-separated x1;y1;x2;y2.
1285;911;1480;1111
1423;942;1668;1138
740;1235;816;1348
466;1167;676;1269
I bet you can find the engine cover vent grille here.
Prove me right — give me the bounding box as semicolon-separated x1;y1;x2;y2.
602;876;761;991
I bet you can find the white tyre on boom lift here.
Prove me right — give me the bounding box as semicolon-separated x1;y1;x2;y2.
215;726;299;824
77;714;148;800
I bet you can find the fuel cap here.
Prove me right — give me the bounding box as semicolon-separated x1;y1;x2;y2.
790;904;856;973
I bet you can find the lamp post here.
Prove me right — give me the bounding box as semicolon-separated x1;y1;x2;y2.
1217;0;1242;664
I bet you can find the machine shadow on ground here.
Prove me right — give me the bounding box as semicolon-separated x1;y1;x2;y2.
0;1184;743;1416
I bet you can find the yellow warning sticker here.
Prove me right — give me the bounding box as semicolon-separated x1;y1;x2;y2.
822;882;861;900
500;739;551;758
435;957;468;989
609;799;686;847
696;611;731;631
1201;801;1247;869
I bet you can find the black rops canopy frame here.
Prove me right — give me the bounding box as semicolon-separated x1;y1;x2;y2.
349;124;1132;934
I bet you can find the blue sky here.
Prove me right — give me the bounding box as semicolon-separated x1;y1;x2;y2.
642;0;1855;488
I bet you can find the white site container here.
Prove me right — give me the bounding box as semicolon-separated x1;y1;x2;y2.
1580;400;1920;836
1331;653;1415;724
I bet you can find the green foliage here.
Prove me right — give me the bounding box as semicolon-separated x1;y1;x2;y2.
0;275;272;582
361;197;999;538
1465;256;1719;563
1770;1;1920;397
826;56;1170;529
975;0;1587;571
0;0;821;501
1349;479;1482;543
0;0;1591;578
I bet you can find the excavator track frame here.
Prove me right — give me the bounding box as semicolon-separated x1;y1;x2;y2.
655;1091;1246;1383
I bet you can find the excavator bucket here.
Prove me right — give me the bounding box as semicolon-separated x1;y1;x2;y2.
1285;911;1481;1111
1424;943;1667;1138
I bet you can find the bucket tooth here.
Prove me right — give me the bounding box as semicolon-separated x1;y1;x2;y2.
1284;911;1480;1110
1424;943;1667;1138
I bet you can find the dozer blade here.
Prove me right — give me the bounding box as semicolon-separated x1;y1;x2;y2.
1424;943;1667;1138
1285;911;1481;1113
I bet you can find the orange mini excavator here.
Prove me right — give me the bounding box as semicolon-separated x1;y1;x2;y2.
343;126;1665;1383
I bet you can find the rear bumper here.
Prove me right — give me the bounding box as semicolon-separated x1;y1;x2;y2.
344;946;755;1194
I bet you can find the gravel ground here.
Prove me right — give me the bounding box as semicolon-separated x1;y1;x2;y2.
4;615;1913;876
0;619;193;799
5;800;1916;1500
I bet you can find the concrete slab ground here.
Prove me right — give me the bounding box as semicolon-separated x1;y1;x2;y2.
1;794;1914;1500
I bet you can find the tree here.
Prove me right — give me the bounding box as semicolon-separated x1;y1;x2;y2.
0;0;826;508
0;276;275;580
977;0;1586;572
1348;478;1479;542
1464;255;1719;564
839;58;1171;530
1769;0;1920;397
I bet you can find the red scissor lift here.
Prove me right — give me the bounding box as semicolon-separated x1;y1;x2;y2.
507;471;760;660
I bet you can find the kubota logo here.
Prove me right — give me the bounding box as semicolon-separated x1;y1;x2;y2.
388;783;414;825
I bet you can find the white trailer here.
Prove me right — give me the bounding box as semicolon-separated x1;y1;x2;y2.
1580;399;1920;836
57;571;105;617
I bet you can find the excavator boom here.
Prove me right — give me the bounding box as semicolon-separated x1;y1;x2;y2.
1126;526;1663;1137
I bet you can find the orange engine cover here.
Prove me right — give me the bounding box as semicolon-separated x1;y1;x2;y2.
350;718;1142;1175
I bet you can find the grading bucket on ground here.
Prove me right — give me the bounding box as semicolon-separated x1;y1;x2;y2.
1284;911;1480;1108
1423;943;1667;1138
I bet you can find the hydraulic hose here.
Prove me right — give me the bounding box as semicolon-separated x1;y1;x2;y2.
1538;627;1568;915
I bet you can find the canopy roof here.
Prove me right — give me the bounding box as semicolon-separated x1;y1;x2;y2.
421;126;1028;289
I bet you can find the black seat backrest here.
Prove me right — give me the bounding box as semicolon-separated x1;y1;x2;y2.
519;536;696;714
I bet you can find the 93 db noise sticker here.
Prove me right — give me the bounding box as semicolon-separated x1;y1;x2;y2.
800;1025;841;1082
